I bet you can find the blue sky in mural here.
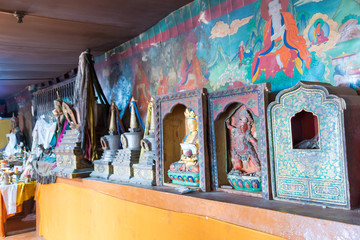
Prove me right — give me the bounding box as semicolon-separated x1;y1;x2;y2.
193;2;256;91
295;0;341;17
100;60;133;119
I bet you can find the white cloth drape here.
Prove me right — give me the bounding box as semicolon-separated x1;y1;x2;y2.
31;118;57;158
3;133;17;157
0;184;17;214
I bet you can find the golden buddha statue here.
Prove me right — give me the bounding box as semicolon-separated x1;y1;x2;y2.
169;108;199;173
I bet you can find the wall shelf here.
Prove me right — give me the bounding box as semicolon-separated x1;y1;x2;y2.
37;177;360;239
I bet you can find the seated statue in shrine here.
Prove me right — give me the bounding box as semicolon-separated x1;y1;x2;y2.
226;106;261;191
169;108;200;173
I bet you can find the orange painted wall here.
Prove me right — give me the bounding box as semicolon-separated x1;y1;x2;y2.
38;183;283;240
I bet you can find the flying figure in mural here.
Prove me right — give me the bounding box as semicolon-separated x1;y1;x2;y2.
238;41;245;68
176;31;209;91
251;0;311;82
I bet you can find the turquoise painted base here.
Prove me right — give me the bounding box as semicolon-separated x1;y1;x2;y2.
227;174;261;191
167;170;200;187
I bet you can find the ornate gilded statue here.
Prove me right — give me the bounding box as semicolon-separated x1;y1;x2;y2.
169;108;200;173
62;102;80;130
52;92;63;118
226;106;261;191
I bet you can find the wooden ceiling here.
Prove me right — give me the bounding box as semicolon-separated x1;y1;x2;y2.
0;0;192;99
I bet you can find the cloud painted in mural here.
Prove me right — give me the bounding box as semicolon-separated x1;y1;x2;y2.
294;0;324;6
338;19;360;42
198;12;209;24
210;16;253;39
304;13;340;58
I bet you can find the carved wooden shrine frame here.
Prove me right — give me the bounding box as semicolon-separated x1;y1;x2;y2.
208;83;271;199
155;88;210;192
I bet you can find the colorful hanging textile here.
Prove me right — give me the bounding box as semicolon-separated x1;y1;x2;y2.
131;100;145;131
74;50;110;161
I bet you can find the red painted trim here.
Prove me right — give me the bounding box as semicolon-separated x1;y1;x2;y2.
102;0;257;64
211;4;222;20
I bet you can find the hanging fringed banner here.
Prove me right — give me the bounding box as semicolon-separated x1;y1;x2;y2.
31;161;57;184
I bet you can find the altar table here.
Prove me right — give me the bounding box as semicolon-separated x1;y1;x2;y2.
0;181;36;238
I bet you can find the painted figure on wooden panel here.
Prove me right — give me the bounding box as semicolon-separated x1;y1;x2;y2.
251;0;311;82
226;105;261;191
226;106;260;176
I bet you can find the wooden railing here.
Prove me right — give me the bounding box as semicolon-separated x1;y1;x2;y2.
33;78;75;120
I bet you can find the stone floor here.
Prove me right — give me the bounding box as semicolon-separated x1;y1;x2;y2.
3;231;38;239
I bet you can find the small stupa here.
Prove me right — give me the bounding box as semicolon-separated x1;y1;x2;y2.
90;100;120;179
109;97;142;182
130;97;156;186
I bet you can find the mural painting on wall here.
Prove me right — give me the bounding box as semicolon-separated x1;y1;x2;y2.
133;59;151;118
95;0;360;122
251;0;312;83
152;37;181;96
95;60;132;119
177;31;210;92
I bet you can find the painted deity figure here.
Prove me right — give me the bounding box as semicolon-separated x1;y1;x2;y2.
156;69;169;96
169;108;200;173
313;19;329;46
133;60;150;119
226;106;260;176
251;0;311;82
176;32;208;92
238;41;245;68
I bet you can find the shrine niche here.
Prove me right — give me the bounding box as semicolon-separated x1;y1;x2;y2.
208;84;271;199
268;82;360;209
155;89;210;192
291;110;319;149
